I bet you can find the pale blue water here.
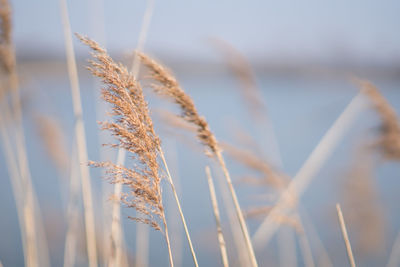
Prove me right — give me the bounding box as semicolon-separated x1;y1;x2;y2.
1;66;400;266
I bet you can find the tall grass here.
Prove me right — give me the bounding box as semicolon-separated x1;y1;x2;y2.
59;1;98;266
2;1;400;266
336;204;356;267
0;1;49;266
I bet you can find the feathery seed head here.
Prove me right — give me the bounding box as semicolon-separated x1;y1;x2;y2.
78;34;164;231
359;80;400;160
137;52;219;155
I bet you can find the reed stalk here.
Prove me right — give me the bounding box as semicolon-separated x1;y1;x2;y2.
214;163;250;267
160;149;199;267
0;1;49;265
277;227;297;267
295;214;315;267
59;1;98;266
215;150;258;267
300;208;333;267
252;93;366;248
205;166;229;267
0;111;27;264
63;137;80;267
336;204;356;267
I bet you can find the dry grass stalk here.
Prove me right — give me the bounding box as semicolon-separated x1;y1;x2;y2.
159;149;199;267
59;1;98;266
164;141;184;267
252;93;365;249
138;52;258;267
205;166;229;267
63;138;80;267
1;1;50;266
214;163;251;267
277;227;297;267
336;204;356;267
294;214;315;267
0;109;28;262
77;35;174;267
300;210;333;267
359;80;400;160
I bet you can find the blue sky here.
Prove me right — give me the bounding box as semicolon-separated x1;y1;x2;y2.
11;0;400;62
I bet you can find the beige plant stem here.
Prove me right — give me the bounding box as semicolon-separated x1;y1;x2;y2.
109;148;125;267
3;89;48;267
63;137;80;267
336;204;356;267
296;216;315;267
215;150;258;267
1;1;49;265
165;141;183;267
0;112;27;264
205;166;229;267
300;208;332;267
59;1;98;266
252;93;365;249
163;215;175;267
278;227;297;267
214;164;250;267
110;1;155;266
160;149;199;267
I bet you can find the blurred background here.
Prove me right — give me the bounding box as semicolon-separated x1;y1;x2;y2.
1;0;400;266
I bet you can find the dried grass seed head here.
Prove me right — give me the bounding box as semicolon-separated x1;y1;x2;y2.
137;52;219;155
359;80;400;160
78;34;164;230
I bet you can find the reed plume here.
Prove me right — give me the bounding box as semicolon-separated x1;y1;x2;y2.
137;52;218;155
138;52;258;267
210;38;265;120
0;0;12;78
359;80;400;160
77;34;174;267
